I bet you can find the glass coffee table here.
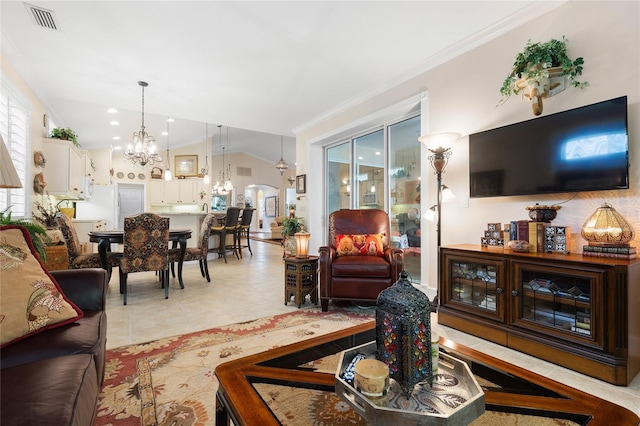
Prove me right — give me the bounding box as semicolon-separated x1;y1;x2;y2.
215;322;639;425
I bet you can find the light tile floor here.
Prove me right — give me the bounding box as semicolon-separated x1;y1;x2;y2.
105;237;640;417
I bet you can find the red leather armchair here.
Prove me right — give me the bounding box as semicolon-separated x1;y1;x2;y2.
318;209;404;311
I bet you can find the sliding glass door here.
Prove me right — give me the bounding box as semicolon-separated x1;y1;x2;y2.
324;114;422;283
354;129;385;210
326;142;351;216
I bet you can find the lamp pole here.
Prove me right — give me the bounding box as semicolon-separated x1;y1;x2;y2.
419;132;460;312
428;147;451;311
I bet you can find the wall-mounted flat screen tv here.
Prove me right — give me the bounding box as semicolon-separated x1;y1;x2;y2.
469;96;629;198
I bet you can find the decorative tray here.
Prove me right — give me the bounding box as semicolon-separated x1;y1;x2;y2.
335;341;485;425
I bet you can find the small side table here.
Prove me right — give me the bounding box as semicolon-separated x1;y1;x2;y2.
284;256;318;308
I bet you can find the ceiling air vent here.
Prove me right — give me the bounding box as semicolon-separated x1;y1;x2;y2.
24;3;59;30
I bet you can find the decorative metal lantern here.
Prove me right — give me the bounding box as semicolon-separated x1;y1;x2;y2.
294;225;310;259
376;270;432;396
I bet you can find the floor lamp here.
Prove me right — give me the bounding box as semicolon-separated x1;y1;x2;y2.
418;132;460;311
1;135;23;189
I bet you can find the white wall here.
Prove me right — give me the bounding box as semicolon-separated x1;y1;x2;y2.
295;1;640;292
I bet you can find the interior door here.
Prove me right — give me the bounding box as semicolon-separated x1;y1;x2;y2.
117;183;145;229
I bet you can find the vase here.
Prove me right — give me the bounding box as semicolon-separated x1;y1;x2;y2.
283;235;297;257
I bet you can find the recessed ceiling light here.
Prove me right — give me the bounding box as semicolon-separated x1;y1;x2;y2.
358;156;363;160
107;108;118;113
161;131;168;136
375;151;381;155
112;136;121;140
112;146;123;151
167;117;175;122
110;121;119;126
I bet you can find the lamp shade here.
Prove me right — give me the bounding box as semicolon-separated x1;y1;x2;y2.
0;135;23;188
294;225;310;258
581;203;634;246
418;132;461;152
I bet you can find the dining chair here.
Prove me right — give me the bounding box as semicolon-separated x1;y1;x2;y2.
236;208;255;259
210;207;241;263
119;213;170;305
169;213;218;282
55;212;121;279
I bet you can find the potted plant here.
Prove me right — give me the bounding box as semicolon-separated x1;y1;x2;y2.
50;127;80;147
32;192;59;229
499;36;588;115
281;217;303;257
1;206;49;261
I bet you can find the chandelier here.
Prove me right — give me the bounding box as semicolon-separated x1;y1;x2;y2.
274;136;289;175
212;125;233;195
124;81;162;166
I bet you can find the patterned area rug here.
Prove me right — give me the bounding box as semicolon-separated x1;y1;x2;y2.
95;307;579;426
95;307;374;425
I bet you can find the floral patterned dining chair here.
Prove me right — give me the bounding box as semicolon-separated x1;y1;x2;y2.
119;213;170;305
169;213;218;283
55;212;121;280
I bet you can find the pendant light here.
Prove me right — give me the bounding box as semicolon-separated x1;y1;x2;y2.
124;81;162;166
275;136;289;175
223;126;233;192
201;123;210;185
163;117;172;181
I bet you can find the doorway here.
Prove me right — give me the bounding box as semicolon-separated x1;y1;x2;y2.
117;183;145;229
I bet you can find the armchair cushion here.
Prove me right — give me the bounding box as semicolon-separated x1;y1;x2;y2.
0;226;83;348
335;233;384;257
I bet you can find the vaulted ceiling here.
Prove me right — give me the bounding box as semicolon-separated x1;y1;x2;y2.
1;1;562;165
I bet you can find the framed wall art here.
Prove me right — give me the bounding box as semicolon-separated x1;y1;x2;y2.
296;174;306;194
265;195;277;217
175;155;198;177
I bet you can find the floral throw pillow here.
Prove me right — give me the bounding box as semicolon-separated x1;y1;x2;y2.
0;226;83;348
335;233;384;257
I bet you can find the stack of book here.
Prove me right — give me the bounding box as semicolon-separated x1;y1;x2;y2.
582;245;636;259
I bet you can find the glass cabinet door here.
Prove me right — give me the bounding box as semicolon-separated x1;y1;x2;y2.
443;254;505;321
511;262;603;347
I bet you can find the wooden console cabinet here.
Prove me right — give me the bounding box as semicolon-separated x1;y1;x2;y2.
438;244;640;385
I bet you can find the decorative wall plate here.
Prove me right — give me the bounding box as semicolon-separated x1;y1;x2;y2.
116;172;124;179
237;194;245;201
127;172;135;179
34;151;46;167
138;173;145;180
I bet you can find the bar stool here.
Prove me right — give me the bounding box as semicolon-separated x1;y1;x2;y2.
210;207;241;263
236;208;255;258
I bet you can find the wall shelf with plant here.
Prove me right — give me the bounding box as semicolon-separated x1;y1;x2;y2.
499;36;588;115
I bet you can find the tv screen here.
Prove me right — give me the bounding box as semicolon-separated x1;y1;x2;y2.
469;96;629;198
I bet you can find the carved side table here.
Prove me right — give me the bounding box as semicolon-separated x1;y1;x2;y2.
284;256;318;308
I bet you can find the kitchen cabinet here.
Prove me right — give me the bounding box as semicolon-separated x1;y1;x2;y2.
439;244;640;385
149;179;197;204
42;138;85;199
72;219;107;253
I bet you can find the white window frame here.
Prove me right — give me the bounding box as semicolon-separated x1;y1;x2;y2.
0;80;31;218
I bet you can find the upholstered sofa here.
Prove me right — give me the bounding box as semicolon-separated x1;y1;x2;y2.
1;268;108;426
269;216;287;239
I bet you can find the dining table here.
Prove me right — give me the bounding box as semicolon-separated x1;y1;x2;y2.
88;229;192;288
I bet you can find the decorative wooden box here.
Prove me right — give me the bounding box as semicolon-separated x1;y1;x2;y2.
43;244;69;271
